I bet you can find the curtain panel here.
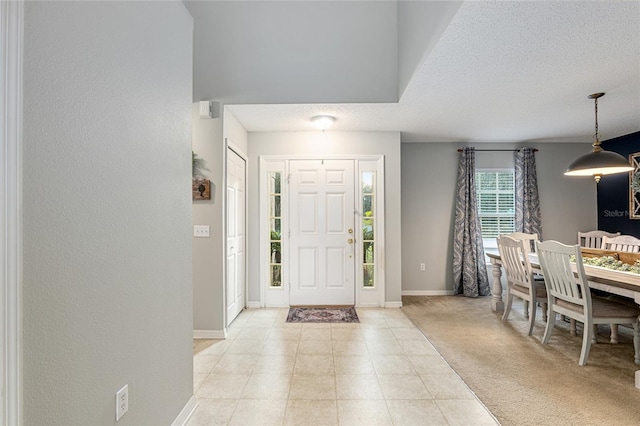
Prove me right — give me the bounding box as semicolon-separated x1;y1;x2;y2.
453;148;490;297
515;148;543;239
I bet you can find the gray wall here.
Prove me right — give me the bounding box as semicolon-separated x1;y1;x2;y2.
248;131;402;304
23;2;194;424
192;106;225;332
401;142;597;293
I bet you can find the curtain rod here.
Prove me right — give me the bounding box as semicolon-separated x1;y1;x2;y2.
456;148;539;152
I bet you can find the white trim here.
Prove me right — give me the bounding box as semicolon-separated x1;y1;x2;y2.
402;290;456;296
384;302;403;308
1;1;23;424
193;329;227;339
259;155;386;308
246;301;261;309
171;396;198;426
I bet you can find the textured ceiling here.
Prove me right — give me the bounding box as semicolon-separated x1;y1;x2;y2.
189;1;640;143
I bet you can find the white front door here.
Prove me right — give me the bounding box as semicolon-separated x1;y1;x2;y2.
226;148;246;325
289;159;356;306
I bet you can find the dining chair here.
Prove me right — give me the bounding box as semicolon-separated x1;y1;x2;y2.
578;230;620;249
506;232;539;254
535;240;640;366
597;234;640;343
601;235;640;253
497;235;548;335
505;232;545;318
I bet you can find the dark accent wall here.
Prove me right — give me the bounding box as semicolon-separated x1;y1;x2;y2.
598;131;640;236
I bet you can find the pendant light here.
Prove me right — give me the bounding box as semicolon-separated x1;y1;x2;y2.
565;92;633;183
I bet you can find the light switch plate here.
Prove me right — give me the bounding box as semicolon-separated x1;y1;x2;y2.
194;225;210;237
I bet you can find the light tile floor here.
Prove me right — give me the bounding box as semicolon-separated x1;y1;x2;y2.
190;308;498;425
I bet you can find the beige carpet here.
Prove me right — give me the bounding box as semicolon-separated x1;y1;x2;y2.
402;296;640;426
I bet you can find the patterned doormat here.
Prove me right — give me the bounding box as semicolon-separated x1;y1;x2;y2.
286;307;360;323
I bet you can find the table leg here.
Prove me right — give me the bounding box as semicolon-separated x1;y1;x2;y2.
490;259;504;313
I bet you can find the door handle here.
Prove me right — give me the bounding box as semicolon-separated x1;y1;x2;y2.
347;238;354;244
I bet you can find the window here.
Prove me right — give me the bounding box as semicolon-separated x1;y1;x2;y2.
476;170;515;243
362;171;375;287
268;172;282;287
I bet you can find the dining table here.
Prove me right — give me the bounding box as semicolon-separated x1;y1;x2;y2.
486;248;640;388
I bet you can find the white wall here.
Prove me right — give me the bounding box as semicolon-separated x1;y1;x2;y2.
401;142;597;293
248;131;403;304
22;2;194;424
185;1;398;104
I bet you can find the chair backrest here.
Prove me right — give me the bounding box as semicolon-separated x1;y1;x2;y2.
578;230;620;249
601;235;640;253
505;232;539;254
497;235;535;290
535;240;591;312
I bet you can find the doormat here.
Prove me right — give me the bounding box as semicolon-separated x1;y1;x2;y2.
286;307;360;323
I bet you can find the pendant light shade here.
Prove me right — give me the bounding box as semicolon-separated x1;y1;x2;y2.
564;93;632;183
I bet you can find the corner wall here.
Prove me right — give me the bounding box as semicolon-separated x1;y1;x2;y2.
401;142;597;294
192;105;225;333
22;2;194;424
598;131;640;235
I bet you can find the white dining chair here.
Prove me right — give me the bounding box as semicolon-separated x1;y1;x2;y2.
597;234;640;343
578;230;620;249
497;235;547;335
535;240;640;366
601;235;640;253
505;232;545;318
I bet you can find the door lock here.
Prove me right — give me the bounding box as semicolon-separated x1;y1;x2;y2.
348;228;353;234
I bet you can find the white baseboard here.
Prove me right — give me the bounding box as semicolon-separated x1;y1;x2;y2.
246;301;261;309
384;301;403;308
172;395;197;426
402;290;456;296
193;329;226;339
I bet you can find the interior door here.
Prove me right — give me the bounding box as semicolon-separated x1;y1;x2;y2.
226;148;246;325
289;159;355;306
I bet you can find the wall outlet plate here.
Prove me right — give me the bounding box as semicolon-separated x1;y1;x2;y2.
116;384;129;421
194;225;210;238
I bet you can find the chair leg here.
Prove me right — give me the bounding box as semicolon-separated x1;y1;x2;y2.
502;291;513;322
527;298;537;336
523;300;529;319
579;320;593;366
570;319;577;336
610;324;619;344
542;310;556;344
633;321;640;365
592;324;598;344
542;302;548;322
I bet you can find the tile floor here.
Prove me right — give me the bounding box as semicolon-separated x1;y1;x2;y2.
190;308;498;425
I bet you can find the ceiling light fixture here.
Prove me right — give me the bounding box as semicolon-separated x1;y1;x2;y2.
311;115;335;130
565;92;633;183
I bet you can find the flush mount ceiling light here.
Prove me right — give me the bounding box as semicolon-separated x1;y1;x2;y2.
565;92;633;183
311;115;335;130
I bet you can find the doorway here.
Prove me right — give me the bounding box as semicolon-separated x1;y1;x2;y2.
261;156;385;308
289;159;356;306
226;146;247;325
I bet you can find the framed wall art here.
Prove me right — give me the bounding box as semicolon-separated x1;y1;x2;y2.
193;179;211;200
629;152;640;219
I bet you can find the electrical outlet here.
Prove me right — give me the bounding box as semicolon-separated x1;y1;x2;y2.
420;263;426;271
194;225;210;238
116;384;129;421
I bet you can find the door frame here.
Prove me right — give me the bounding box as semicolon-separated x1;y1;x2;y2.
259;155;385;308
223;140;248;328
1;0;23;423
